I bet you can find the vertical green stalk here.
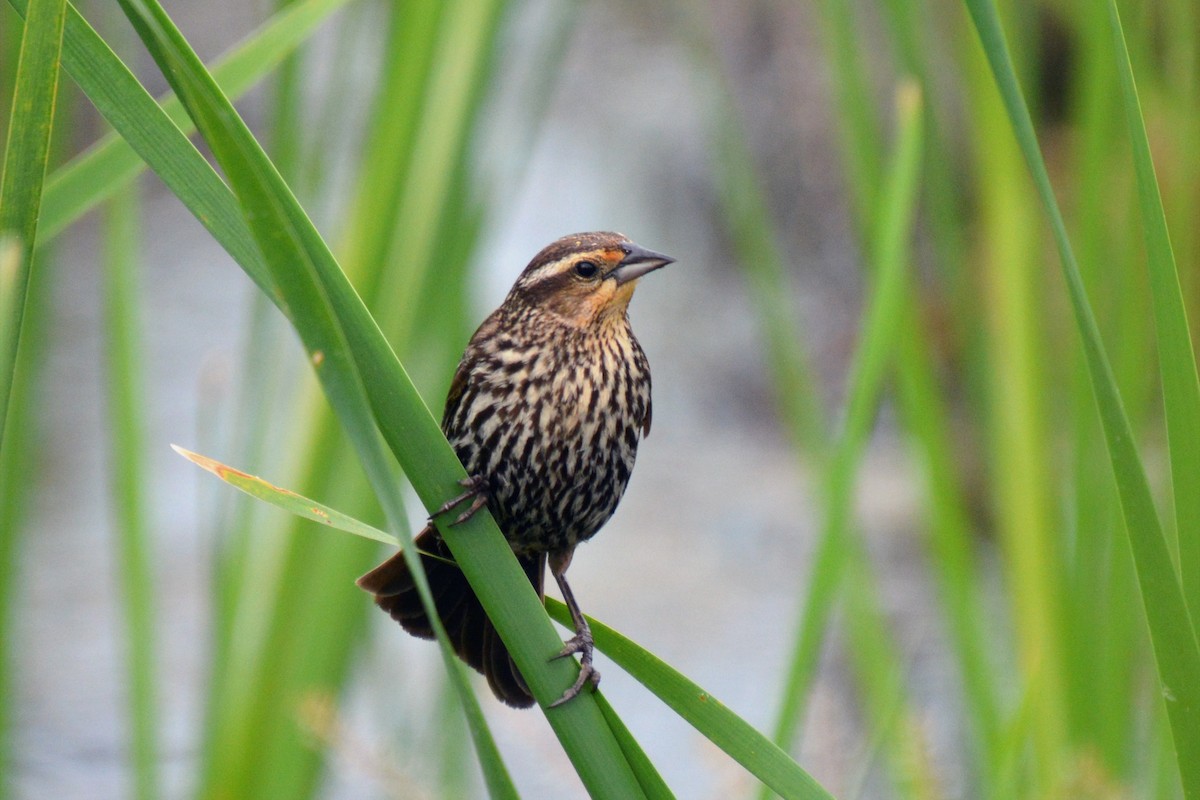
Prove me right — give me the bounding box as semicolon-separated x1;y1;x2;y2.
971;59;1069;789
858;85;946;800
197;293;287;789
0;0;65;448
367;0;506;351
336;0;443;285
0;239;24;800
814;0;882;232
708;96;826;457
0;6;66;797
962;0;1200;793
0;238;51;800
102;180;160;800
1105;0;1200;637
822;84;934;800
267;0;303;185
197;1;513;795
815;0;1002;781
0;3;65;789
747;79;930;796
1058;2;1132;781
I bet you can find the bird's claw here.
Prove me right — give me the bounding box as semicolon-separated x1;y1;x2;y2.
433;475;489;525
552;629;594;660
548;631;600;707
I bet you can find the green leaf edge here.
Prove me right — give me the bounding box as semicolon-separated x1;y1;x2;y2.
961;1;1200;795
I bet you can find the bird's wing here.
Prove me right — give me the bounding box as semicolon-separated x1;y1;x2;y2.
442;357;471;429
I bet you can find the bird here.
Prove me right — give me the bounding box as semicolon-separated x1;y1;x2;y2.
357;231;673;708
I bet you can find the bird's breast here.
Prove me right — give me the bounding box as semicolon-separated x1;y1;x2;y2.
446;323;650;554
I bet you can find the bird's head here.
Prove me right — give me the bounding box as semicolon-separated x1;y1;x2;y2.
506;232;674;329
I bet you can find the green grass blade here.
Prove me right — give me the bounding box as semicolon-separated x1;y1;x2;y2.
0;0;65;448
961;1;1200;794
106;3;519;796
893;312;1002;769
172;445;397;546
835;84;936;800
113;0;647;793
684;0;826;460
176;439;674;796
0;237;25;800
813;0;1001;774
20;0;512;791
9;0;273;292
766;82;925;792
974;59;1070;786
710;115;826;456
341;0;505;354
594;694;676;800
0;236;52;800
0;238;19;384
101;182;159;800
336;0;444;283
1104;0;1200;633
545;599;835;800
814;0;882;231
195;2;513;792
33;0;355;243
191;298;292;799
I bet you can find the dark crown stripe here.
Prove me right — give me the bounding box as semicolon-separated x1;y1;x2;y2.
521;231;629;276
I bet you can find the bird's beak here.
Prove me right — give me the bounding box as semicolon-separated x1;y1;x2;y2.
609;243;675;285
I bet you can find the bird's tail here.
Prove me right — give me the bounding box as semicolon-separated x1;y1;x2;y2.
357;525;544;708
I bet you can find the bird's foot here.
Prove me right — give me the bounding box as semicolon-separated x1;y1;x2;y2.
433;474;489;526
548;629;600;707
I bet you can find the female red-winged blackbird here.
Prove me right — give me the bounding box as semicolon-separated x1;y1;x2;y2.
358;231;673;708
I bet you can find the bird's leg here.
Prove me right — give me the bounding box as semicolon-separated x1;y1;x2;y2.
433;474;490;526
548;551;599;707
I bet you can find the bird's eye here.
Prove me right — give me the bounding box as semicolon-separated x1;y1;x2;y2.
573;260;599;279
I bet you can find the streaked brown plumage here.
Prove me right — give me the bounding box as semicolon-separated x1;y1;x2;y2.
357;231;673;708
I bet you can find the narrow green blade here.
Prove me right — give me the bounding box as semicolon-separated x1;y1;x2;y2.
102;178;160;800
962;1;1200;794
546;600;834;800
0;0;66;447
33;0;356;243
172;445;398;546
1104;0;1200;635
112;0;646;793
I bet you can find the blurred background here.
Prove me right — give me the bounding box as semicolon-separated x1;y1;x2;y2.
3;0;1198;797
